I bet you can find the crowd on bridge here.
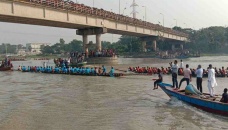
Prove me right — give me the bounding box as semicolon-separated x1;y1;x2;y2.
26;0;187;37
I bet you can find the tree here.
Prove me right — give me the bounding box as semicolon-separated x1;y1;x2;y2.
59;38;65;44
41;46;54;54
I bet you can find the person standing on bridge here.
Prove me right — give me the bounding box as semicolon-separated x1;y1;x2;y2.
169;60;179;89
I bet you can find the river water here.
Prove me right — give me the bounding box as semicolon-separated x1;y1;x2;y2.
0;56;228;130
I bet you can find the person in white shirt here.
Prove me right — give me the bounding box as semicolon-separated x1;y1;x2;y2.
169;60;179;89
178;64;192;89
208;64;217;97
43;62;46;68
180;60;184;69
195;64;203;93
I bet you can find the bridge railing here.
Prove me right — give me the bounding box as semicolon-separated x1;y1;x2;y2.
15;0;188;38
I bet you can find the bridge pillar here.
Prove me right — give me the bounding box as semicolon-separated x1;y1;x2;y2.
83;35;88;57
96;34;102;51
172;44;175;51
142;41;147;52
180;44;184;50
152;40;157;51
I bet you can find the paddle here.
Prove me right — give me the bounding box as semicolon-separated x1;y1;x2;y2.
116;69;127;72
152;79;157;81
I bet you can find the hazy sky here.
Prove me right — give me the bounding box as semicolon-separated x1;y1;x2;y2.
0;0;228;45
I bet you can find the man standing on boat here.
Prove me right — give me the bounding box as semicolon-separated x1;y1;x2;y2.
169;60;179;89
178;64;192;89
195;65;203;93
208;64;217;97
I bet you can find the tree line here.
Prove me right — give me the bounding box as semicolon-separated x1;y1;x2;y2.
1;26;228;55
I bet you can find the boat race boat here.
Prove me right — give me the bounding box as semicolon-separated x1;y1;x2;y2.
0;66;12;71
21;70;123;77
158;83;228;117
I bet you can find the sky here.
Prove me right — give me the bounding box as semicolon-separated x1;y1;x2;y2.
0;0;228;45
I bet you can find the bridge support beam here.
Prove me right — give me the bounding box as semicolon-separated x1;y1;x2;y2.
83;34;88;57
152;40;157;51
96;34;101;51
142;41;147;52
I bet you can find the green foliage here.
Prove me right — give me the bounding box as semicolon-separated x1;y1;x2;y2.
41;39;83;54
0;43;17;54
114;35;142;53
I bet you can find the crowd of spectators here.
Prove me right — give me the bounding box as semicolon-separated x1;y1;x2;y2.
70;52;85;63
88;49;115;57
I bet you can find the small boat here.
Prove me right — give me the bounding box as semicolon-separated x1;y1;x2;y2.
158;83;228;117
0;66;12;71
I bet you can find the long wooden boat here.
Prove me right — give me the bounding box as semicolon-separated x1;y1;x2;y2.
0;66;12;71
21;70;123;77
158;82;228;116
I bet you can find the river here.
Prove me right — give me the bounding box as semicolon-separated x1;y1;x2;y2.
0;56;227;130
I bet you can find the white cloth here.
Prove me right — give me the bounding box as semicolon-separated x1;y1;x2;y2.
180;62;184;68
207;68;217;96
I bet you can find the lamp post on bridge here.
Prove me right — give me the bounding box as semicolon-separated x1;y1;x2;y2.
174;19;177;27
119;0;121;14
142;6;146;21
160;13;164;27
123;7;126;15
93;0;94;7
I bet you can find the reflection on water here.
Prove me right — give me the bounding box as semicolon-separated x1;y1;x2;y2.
0;57;228;130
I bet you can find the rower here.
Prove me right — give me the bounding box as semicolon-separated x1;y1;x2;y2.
18;65;22;71
109;67;115;77
102;65;106;75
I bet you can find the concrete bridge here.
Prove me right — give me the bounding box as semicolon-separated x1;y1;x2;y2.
0;0;189;53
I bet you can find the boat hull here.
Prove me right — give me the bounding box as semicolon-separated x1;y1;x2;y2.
0;67;12;71
158;83;228;116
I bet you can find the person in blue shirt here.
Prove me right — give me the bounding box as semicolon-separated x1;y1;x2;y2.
109;66;115;77
64;67;68;74
41;67;45;73
102;65;106;75
27;66;30;72
22;66;26;72
85;67;91;74
83;67;87;74
91;68;95;75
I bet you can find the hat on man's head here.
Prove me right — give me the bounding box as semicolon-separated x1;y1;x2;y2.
198;64;201;68
209;64;212;67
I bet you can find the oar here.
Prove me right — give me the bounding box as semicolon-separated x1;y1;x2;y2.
116;69;128;72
